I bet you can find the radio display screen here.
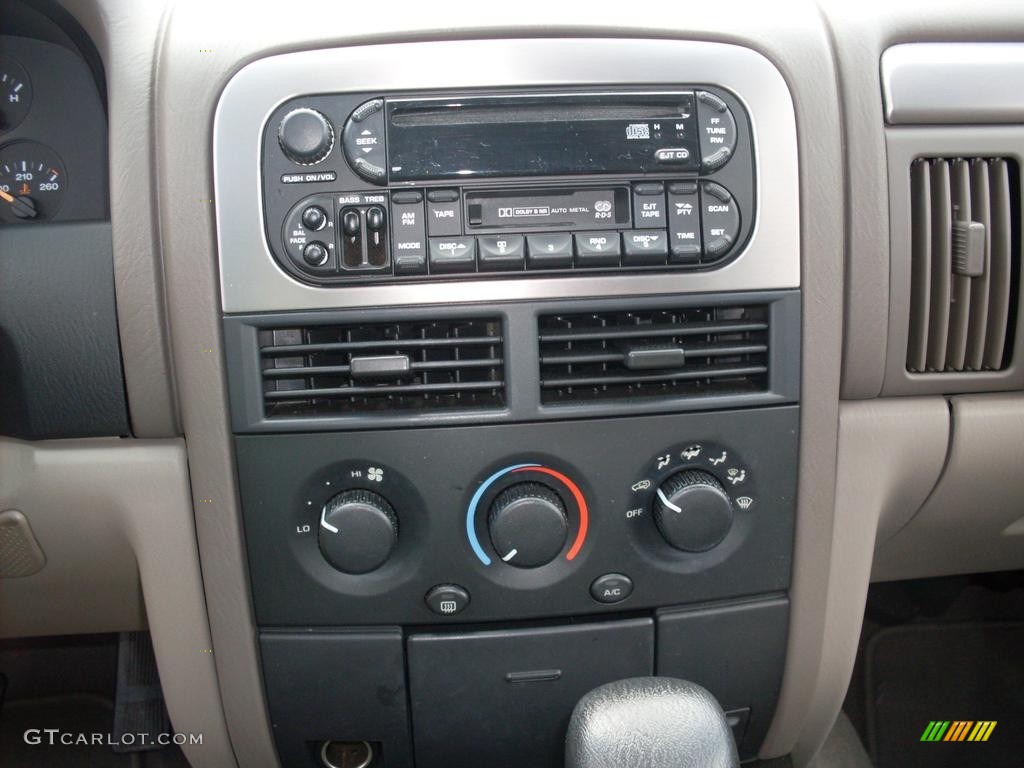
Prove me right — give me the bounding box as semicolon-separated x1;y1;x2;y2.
386;93;700;181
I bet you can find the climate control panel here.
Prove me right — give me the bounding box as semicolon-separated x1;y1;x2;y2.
236;407;796;627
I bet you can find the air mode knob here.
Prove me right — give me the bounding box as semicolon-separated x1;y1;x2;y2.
318;489;397;574
653;470;733;552
278;107;335;165
487;482;568;568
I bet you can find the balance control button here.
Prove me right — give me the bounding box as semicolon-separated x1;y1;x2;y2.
700;182;741;259
391;192;426;269
655;147;692;165
428;236;476;273
478;235;525;271
622;230;668;265
667;182;702;262
426;189;463;236
282;196;336;272
425;584;470;616
575;231;621;267
278;108;334;165
318;489;398;574
488;482;568;568
301;205;327;231
526;233;573;269
590;573;634;604
302;241;329;267
652;470;733;552
342;99;387;184
633;183;666;229
696;90;738;171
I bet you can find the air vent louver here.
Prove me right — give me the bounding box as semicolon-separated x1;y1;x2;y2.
906;157;1019;373
538;306;770;405
260;318;504;417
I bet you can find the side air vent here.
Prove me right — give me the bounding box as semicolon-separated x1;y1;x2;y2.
538;305;770;405
906;157;1019;373
259;318;504;417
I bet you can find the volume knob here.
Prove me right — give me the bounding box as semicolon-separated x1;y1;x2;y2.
278;108;334;165
653;470;733;552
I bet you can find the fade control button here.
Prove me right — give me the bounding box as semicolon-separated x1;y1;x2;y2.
425;584;470;616
590;573;634;604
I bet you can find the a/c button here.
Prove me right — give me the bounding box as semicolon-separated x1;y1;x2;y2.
590;573;634;604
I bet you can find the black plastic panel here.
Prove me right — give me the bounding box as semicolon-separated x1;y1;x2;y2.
407;618;653;768
224;291;800;432
0;222;127;439
656;596;789;760
236;406;797;626
260;629;413;767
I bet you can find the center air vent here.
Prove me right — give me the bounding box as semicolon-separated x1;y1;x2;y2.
260;318;504;418
538;305;770;405
906;157;1019;373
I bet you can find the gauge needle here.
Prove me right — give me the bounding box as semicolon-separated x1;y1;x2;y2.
0;188;38;219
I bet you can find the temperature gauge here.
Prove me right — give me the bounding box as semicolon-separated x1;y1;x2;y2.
1;56;32;133
0;141;67;223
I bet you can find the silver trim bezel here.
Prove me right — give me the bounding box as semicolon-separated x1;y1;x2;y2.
214;38;799;313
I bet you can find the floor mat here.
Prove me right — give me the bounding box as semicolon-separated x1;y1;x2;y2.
866;622;1024;768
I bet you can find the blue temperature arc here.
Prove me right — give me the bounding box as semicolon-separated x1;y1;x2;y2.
466;463;541;565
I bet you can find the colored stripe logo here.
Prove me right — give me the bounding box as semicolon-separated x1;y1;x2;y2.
920;721;997;742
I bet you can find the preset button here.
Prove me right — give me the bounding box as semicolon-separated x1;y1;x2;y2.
574;231;621;267
428;237;476;273
478;235;525;271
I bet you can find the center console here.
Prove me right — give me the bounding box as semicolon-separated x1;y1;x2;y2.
215;38;800;768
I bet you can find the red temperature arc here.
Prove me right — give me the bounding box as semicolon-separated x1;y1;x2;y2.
512;466;589;561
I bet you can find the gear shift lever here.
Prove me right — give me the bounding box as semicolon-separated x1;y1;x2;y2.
565;677;740;768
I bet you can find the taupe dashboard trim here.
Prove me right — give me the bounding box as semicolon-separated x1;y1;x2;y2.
883;43;1024;124
213;38;800;314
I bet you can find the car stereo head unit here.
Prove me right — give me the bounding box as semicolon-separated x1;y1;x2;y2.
260;87;755;285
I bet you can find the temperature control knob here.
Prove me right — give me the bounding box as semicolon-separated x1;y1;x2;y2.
278;107;334;165
318;489;397;574
653;471;733;552
487;483;568;568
